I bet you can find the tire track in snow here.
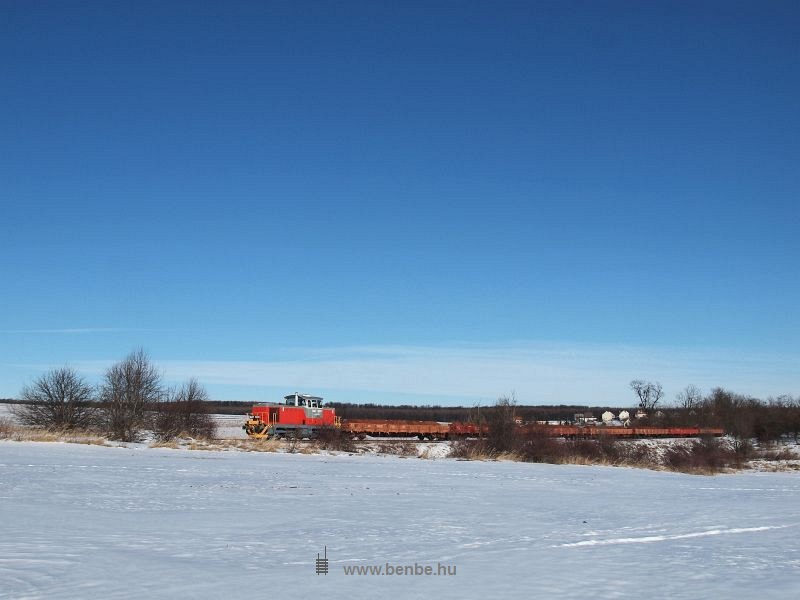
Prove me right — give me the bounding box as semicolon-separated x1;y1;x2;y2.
555;524;797;548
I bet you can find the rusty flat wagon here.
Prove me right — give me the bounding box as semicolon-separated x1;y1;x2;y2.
343;419;450;439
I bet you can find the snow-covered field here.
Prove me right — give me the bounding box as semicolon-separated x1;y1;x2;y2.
212;413;249;439
1;442;798;599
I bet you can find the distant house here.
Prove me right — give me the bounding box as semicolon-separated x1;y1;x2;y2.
574;412;597;425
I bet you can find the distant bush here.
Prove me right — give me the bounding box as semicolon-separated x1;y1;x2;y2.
315;426;355;452
753;446;797;461
99;350;163;442
450;430;750;474
486;395;518;454
153;379;217;441
450;439;491;460
0;416;16;438
516;428;563;462
375;441;417;457
12;367;96;430
615;442;652;464
662;437;738;473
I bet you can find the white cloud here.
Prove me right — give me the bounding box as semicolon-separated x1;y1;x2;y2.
154;342;799;404
0;328;155;334
12;341;796;404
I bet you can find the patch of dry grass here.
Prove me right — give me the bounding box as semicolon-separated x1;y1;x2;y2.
752;446;797;461
150;440;179;449
188;437;282;452
0;417;15;438
749;461;800;472
375;441;418;457
0;421;107;446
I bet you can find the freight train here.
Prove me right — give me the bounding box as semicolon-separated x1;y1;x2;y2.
242;393;724;440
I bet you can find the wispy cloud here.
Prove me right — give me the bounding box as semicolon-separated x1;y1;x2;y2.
0;328;163;334
7;341;793;404
68;341;799;404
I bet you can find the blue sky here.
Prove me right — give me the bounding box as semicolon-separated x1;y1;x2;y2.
1;1;798;406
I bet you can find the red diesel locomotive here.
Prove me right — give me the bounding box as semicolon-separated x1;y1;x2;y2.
243;393;338;439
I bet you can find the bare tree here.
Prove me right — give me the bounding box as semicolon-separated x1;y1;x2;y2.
676;384;702;411
629;380;663;412
100;349;163;441
787;395;800;443
12;367;95;429
153;378;217;441
487;393;518;454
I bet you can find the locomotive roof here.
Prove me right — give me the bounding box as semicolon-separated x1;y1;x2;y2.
284;393;323;401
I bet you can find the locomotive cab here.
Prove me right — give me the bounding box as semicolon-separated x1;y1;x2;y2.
285;393;323;408
243;393;337;439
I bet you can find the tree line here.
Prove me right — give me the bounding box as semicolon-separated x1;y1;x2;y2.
454;387;800;473
644;385;800;443
11;349;216;442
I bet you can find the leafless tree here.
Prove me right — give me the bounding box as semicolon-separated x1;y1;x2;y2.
676;384;702;411
629;380;663;412
12;367;95;429
487;393;518;454
100;349;163;441
285;430;301;453
153;378;217;441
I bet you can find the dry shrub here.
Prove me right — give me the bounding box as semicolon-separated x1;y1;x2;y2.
13;367;96;430
59;431;106;445
451;429;737;474
517;430;563;462
663;437;737;473
0;416;16;438
615;442;653;465
315;427;355;452
517;435;623;466
595;436;621;461
376;441;417;456
284;431;301;453
450;438;492;460
218;438;281;453
100;350;162;442
150;440;179;449
149;437;283;453
753;446;796;461
153;379;217;441
486;396;518;454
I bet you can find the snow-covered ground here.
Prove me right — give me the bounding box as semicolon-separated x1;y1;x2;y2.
1;442;798;599
213;413;249;439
